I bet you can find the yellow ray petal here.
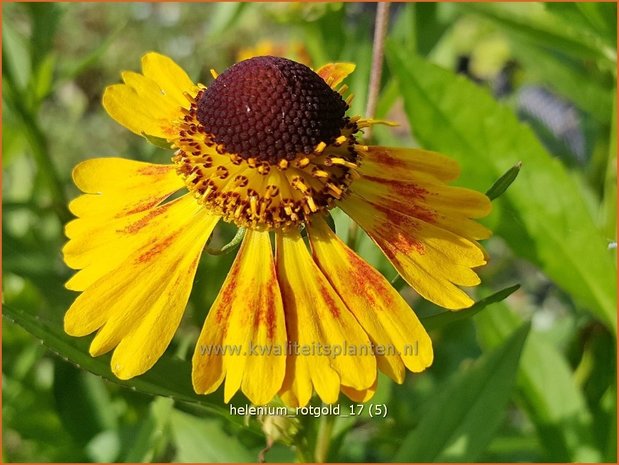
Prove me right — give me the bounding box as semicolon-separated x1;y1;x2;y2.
360;145;461;182
121;71;180;115
192;230;287;406
276;231;376;407
103;52;197;139
64;196;218;379
64;195;216;335
316;63;356;89
103;84;178;139
342;381;377;403
354;171;492;219
351;176;492;241
68;158;184;220
64;160;188;291
141;52;195;108
279;349;314;408
341;194;487;310
308;216;433;379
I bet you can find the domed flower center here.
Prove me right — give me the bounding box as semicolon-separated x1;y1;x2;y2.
172;56;364;231
196;56;349;163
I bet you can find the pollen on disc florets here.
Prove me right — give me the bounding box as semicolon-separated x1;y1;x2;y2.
196;56;349;163
172;56;364;231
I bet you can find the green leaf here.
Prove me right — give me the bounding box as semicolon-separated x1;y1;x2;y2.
545;2;617;51
141;133;173;150
422;284;520;331
395;323;530;462
375;79;400;120
507;39;612;124
31;53;56;105
2;305;234;422
486;162;522;201
170;410;254;462
601;88;617;239
386;45;617;331
53;362;118;443
390;2;450;57
475;303;601;462
86;430;121;462
122;397;174;462
460;3;615;68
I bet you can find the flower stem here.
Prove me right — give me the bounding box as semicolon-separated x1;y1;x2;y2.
314;413;336;462
348;2;391;250
364;1;391;142
294;434;313;463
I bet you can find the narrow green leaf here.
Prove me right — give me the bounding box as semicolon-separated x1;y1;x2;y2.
3;79;71;222
206;2;249;41
395;323;530;462
422;284;520;331
26;2;63;69
2;305;234;422
31;53;56;105
486;162;522;200
2;11;32;91
387;45;617;331
475;303;601;462
58;21;126;83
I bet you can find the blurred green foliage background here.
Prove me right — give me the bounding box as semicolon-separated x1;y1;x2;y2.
2;2;616;463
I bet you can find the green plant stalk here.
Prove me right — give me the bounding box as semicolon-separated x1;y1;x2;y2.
348;1;391;250
294;437;313;463
314;413;336;462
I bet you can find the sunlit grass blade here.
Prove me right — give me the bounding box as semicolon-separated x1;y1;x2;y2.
422;284;520;331
395;323;530;461
475;302;603;462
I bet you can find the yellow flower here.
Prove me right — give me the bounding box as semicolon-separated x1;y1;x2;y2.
63;52;491;407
